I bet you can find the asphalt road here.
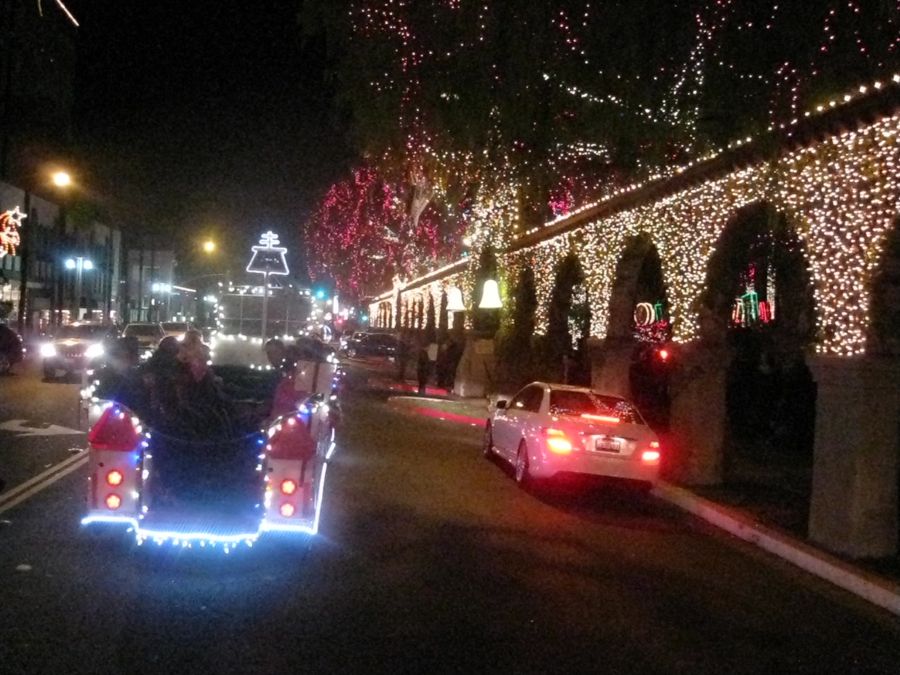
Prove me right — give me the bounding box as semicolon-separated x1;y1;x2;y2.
1;362;899;674
0;362;84;493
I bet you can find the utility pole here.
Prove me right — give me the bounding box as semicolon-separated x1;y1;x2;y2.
261;270;270;341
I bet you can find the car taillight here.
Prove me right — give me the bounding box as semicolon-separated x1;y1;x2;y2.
105;494;122;510
88;406;142;451
280;503;296;518
106;470;124;486
641;449;661;463
280;479;297;495
545;428;573;454
581;413;620;424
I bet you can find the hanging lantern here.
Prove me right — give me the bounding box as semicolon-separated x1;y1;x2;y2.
446;287;466;312
478;279;502;309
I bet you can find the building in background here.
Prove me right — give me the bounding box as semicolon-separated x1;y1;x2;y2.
1;179;123;331
61;219;122;324
124;248;176;323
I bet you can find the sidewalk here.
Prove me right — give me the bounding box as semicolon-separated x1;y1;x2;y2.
385;392;900;617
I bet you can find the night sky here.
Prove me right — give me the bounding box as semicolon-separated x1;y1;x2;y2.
67;0;350;278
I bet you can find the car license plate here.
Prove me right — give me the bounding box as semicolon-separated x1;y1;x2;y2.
595;437;621;453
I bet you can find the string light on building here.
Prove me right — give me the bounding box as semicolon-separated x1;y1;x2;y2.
0;206;26;258
375;100;900;358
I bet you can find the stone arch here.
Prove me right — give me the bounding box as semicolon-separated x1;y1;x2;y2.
700;202;815;347
594;234;669;411
867;217;900;356
606;233;668;341
700;201;817;479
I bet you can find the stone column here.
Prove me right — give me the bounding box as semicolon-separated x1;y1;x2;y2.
590;337;634;398
667;341;729;485
453;336;496;398
808;356;900;558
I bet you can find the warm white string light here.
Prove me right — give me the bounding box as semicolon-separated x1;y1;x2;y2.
374;96;900;357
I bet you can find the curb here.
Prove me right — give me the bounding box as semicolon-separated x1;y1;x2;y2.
653;482;900;617
384;393;900;617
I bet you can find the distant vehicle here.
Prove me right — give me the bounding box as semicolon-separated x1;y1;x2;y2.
0;324;24;374
342;332;398;358
161;321;193;341
40;323;118;380
122;322;166;357
484;383;661;489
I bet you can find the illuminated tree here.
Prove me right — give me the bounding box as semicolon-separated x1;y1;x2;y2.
304;0;900;261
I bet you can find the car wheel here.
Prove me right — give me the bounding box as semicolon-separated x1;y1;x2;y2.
482;422;494;458
43;368;55;382
0;354;10;375
515;441;531;486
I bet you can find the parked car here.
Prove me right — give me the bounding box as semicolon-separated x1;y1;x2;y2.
122;322;166;358
40;323;119;380
342;332;398;358
483;382;661;489
0;323;24;374
161;321;193;341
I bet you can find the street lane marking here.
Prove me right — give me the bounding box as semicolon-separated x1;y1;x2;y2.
0;419;84;437
0;450;88;512
0;455;88;516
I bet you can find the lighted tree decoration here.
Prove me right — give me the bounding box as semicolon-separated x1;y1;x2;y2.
544;252;585;376
424;293;437;343
306;0;900;265
304;164;463;298
498;265;538;384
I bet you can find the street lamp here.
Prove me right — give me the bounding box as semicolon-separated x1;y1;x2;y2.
52;171;73;188
65;256;93;322
203;240;216;254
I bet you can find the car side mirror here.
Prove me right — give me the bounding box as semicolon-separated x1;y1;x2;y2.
495;400;507;410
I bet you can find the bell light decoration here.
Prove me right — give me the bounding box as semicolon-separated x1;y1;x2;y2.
478;279;503;309
446;286;466;312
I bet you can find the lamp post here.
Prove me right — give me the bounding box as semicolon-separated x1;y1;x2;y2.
65;256;93;322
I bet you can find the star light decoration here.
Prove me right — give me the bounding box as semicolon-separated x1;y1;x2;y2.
0;206;26;258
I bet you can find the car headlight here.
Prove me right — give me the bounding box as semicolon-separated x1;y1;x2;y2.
40;343;57;358
85;343;105;360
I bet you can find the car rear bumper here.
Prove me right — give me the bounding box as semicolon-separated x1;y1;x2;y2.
534;450;660;483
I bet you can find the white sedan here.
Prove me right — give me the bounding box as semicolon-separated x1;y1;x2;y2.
483;382;661;488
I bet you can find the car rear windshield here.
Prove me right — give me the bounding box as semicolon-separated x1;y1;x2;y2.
549;390;644;425
124;324;161;337
162;322;188;332
57;325;109;339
